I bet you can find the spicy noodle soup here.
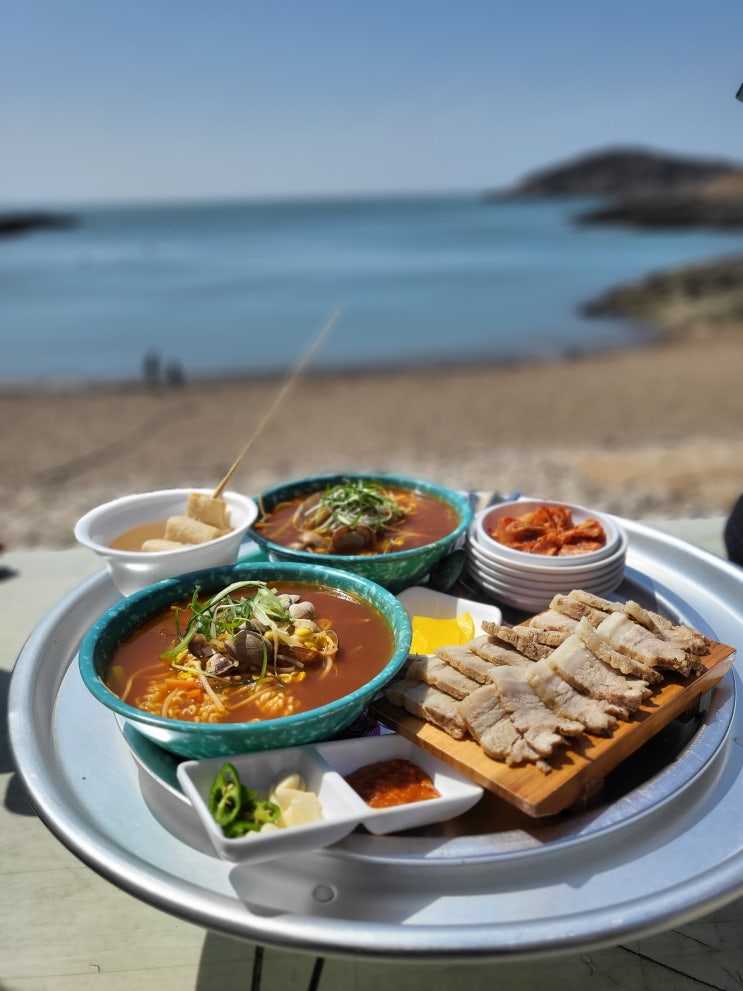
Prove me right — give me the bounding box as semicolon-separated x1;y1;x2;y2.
106;581;394;724
256;480;459;556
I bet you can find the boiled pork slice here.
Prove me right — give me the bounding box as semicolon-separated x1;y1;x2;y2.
549;593;608;627
525;658;620;735
511;623;571;648
560;591;709;663
622;600;711;658
458;685;551;771
436;642;502;684
576;616;662;683
481;622;553;661
384;677;468;739
487;665;585;748
469;636;535;670
595;611;698;676
526;609;580;635
547;633;651;712
406;654;482;700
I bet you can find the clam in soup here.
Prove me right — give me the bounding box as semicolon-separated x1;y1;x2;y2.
106;580;395;723
255;478;459;556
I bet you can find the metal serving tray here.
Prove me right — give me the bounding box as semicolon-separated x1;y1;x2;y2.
8;521;743;962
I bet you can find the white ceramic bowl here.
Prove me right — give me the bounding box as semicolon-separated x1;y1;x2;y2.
177;734;483;863
467;530;629;586
74;487;259;596
465;498;627;613
465;558;625;613
473;499;621;568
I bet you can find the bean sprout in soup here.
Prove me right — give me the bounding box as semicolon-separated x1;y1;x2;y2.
106;581;394;724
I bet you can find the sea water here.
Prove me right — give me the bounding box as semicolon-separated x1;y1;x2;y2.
2;193;742;385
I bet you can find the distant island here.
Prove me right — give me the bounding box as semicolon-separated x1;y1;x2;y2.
495;146;743;229
0;211;77;239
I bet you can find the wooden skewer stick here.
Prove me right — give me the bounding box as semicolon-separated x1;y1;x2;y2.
211;309;342;499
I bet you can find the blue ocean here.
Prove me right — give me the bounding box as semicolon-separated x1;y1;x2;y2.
2;193;743;386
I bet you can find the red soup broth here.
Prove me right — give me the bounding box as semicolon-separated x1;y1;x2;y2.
106;581;395;723
256;486;459;554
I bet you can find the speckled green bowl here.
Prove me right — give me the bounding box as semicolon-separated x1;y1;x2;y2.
250;473;472;594
78;561;412;759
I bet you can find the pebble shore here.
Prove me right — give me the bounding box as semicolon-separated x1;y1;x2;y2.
3;332;742;551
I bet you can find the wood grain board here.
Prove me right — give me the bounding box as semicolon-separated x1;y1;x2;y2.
372;639;736;818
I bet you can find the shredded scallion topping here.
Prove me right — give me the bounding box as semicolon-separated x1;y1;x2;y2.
302;479;404;533
160;581;291;661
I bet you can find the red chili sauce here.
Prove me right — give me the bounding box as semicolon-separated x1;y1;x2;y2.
344;758;440;808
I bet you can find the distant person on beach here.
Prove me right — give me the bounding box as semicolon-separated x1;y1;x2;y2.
724;495;743;567
142;350;161;388
165;360;185;388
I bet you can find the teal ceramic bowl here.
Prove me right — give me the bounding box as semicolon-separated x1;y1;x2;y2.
250;473;472;593
78;561;412;759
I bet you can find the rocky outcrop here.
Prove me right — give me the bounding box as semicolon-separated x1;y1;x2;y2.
576;193;743;228
582;254;743;331
577;171;743;229
0;211;76;238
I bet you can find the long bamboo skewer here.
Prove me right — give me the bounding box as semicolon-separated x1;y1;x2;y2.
211;309;341;499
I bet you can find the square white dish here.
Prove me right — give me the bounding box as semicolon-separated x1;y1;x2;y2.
315;734;484;835
397;586;502;638
177;745;365;863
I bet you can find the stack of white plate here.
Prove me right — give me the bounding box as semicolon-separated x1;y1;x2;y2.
465;498;628;613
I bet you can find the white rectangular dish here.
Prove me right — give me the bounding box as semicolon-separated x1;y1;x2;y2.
177;733;484;863
396;586;502;650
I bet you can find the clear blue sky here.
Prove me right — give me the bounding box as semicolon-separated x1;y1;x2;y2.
2;0;742;206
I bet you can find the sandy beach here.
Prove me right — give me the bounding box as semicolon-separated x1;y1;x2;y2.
3;326;742;551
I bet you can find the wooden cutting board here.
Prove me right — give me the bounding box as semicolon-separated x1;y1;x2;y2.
372;638;736;818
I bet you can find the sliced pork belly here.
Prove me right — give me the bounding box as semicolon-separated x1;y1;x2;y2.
549;593;608;627
488;665;585;744
659;626;709;660
407;654;481;700
622;601;711;658
436;642;500;684
595;611;697;676
568;590;622;615
564;591;709;661
525;659;620;735
481;621;553;660
511;623;570;648
458;685;550;770
576;616;662;684
525;608;579;636
384;678;468;739
469;636;535;670
623;599;666;631
547;634;651;712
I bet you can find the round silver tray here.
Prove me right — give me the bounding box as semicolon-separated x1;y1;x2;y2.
8;520;743;961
